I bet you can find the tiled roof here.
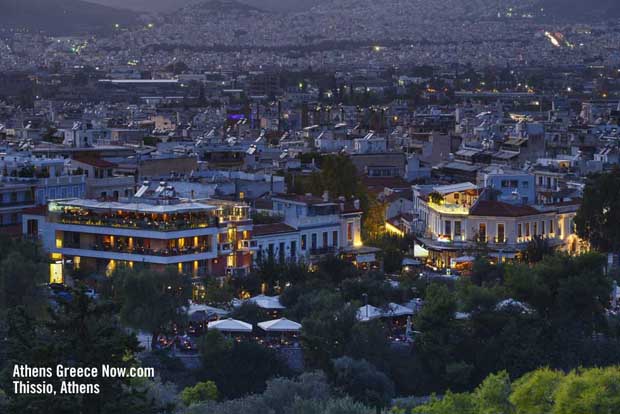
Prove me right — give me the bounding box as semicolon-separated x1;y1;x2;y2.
253;223;298;237
272;194;333;205
469;200;541;217
72;156;117;168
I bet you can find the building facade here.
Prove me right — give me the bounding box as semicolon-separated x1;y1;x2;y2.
23;187;254;285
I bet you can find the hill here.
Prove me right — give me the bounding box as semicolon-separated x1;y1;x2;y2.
86;0;321;12
0;0;138;36
538;0;620;21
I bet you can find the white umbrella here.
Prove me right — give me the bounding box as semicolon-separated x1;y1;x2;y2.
207;318;252;333
257;318;302;332
384;302;414;317
187;302;229;317
246;294;286;310
356;304;383;322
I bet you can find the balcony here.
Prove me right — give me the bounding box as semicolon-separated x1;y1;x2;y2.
219;243;233;254
0;200;36;210
56;246;217;265
239;240;259;251
309;246;337;256
57;213;218;232
493;237;507;245
427;202;470;216
90;244;212;257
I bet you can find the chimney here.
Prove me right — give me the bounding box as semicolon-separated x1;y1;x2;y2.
353;199;360;209
322;191;329;202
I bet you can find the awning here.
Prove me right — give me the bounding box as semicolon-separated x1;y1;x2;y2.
451;256;475;264
414;244;429;258
257;318;302;332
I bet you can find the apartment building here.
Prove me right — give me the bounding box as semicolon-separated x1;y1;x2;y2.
251;193;379;268
412;181;584;269
22;183;254;284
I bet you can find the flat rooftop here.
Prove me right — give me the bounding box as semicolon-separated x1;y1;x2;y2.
51;198;216;214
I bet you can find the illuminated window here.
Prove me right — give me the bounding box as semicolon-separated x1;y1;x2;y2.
49;262;63;284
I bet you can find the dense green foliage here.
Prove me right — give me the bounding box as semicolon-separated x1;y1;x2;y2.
410;366;620;414
0;291;153;414
198;330;290;399
0;235;48;317
575;169;620;252
182;371;374;414
180;381;218;406
112;267;192;346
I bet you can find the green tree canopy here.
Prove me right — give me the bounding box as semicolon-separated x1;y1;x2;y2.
332;357;395;411
180;381;218;406
112;267;192;347
1;291;150;414
575;169;620;252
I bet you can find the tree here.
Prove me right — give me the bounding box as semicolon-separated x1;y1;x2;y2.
362;196;387;240
181;372;373;414
200;339;289;399
412;392;475;414
180;381;218;406
0;236;48;317
300;300;357;370
428;192;444;205
1;291;152;414
504;253;610;328
113;267;192;348
524;235;554;263
413;283;466;389
332;357;395;413
345;320;391;371
575;169;620;252
552;366;620;414
231;302;269;326
0;251;47;316
473;371;513;414
470;257;504;286
510;368;564;414
203;278;234;306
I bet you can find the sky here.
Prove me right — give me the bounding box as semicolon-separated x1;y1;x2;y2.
86;0;320;12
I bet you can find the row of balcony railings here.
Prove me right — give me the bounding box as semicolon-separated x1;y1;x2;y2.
55;210;220;231
89;243;213;257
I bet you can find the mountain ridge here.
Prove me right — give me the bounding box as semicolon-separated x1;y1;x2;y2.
0;0;138;35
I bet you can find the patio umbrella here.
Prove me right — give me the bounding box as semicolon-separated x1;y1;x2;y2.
187;302;229;318
384;302;414;317
356;304;383;322
257;318;302;333
189;310;208;322
247;294;285;310
207;318;252;333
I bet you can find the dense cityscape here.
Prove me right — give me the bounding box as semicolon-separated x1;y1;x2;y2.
1;0;620;413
